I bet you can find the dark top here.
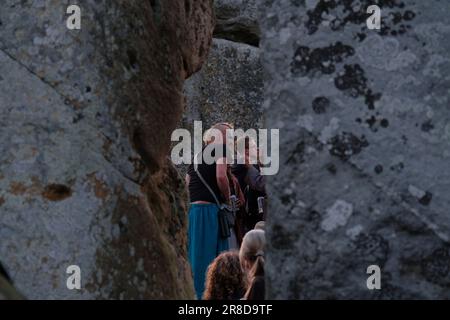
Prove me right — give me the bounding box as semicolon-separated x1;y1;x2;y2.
188;144;228;203
246;276;265;300
231;164;266;215
231;164;248;194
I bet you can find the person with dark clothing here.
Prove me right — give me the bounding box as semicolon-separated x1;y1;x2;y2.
232;164;266;232
185;123;234;299
232;136;267;233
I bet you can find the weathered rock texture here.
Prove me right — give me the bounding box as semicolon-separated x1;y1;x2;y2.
214;0;260;46
183;1;263;155
184;38;263;132
260;0;450;299
0;0;214;299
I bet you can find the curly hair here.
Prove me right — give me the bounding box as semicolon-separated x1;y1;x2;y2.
203;250;245;300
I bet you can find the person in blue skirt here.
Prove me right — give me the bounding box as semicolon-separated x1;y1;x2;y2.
185;122;234;299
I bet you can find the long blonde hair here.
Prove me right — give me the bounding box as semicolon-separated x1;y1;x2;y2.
239;230;265;298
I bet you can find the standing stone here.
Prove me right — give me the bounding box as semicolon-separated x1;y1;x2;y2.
0;0;214;299
260;0;450;299
214;0;260;46
184;38;263;131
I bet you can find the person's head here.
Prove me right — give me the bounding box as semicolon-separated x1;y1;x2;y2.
254;221;265;231
203;122;234;146
203;250;245;300
239;229;265;277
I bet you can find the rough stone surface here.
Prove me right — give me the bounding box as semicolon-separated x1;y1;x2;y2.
214;0;260;46
260;0;450;299
0;0;214;299
184;38;263;132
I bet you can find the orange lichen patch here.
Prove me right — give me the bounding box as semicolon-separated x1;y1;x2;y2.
87;173;110;200
42;184;72;201
8;178;73;203
9;178;43;198
9;181;27;195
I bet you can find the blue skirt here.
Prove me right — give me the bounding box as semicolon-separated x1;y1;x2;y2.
188;203;229;299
